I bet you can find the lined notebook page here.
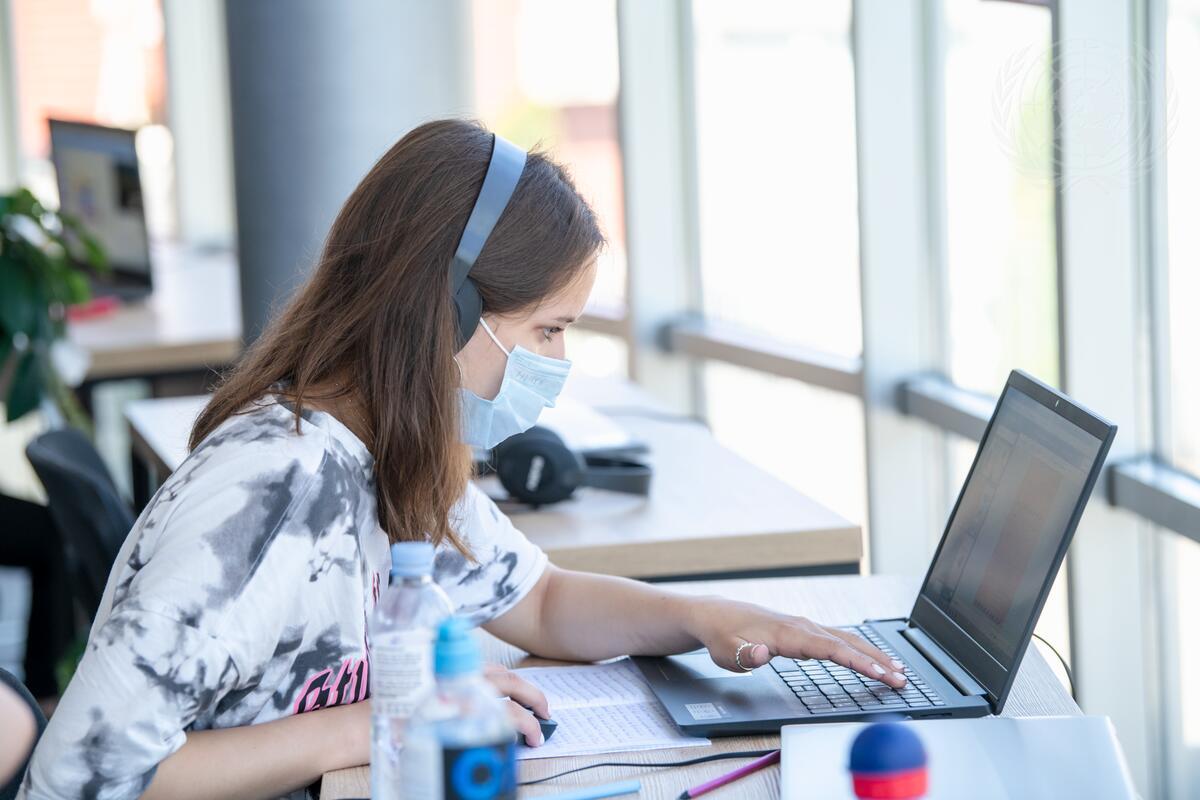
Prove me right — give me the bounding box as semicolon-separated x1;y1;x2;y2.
512;658;710;760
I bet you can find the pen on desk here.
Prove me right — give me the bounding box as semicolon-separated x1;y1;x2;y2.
541;778;642;800
677;749;781;799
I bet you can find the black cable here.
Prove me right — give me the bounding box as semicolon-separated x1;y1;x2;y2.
1032;631;1076;700
517;749;776;787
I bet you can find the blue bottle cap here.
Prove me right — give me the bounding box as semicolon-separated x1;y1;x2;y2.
434;616;481;677
390;541;435;580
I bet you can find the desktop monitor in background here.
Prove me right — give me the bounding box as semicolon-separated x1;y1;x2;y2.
48;119;152;299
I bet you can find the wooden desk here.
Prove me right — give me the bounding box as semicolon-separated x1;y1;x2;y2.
319;575;1081;799
124;376;862;578
68;242;241;382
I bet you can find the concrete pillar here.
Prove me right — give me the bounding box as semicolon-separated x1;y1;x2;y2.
224;0;472;341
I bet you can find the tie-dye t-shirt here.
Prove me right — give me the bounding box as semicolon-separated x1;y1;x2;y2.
18;398;548;800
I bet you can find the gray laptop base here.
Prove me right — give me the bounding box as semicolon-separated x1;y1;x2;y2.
634;618;990;737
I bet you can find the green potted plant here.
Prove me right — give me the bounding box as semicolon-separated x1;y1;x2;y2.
0;187;107;429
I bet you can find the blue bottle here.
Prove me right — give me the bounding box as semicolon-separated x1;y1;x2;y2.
369;542;454;800
400;617;517;800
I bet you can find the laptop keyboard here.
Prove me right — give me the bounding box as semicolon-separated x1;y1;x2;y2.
769;625;948;715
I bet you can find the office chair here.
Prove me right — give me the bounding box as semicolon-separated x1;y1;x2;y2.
25;428;134;622
0;667;47;799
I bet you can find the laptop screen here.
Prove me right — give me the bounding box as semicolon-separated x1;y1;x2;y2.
917;377;1109;677
49;119;151;282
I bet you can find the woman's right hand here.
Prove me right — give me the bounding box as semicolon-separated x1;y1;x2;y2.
483;664;551;747
334;667;549;761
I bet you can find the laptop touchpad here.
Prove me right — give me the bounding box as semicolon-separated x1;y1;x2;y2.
665;651;756;681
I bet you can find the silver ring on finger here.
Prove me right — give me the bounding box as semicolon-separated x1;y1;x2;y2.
735;641;757;672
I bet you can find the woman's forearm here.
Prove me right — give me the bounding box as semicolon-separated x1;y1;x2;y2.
485;567;908;691
142;701;368;800
488;566;708;662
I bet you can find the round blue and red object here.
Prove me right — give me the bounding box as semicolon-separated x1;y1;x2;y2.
848;721;929;799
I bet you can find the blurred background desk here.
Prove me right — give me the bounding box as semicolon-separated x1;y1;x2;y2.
318;574;1082;799
124;375;863;580
67;242;241;404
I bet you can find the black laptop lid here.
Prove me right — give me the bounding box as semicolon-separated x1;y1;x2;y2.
909;370;1116;712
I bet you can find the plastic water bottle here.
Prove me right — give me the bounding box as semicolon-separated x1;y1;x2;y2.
369;542;454;800
400;617;517;800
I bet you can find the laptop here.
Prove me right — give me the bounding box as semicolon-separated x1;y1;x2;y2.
633;369;1116;735
49;118;153;300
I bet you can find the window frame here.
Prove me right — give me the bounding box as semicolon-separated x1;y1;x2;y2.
618;1;1194;792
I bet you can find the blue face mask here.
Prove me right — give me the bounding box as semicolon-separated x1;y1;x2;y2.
458;318;571;450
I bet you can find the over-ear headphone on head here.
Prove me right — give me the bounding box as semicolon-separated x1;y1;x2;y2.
491;426;652;508
449;133;528;350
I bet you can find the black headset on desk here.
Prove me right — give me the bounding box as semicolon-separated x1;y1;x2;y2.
448;134;653;507
490;426;651;507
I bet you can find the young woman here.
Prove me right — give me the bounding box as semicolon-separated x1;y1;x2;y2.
19;120;905;800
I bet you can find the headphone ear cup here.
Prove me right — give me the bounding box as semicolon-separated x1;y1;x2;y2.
493;426;584;506
453;278;483;350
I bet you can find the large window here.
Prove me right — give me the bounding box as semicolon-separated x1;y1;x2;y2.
1168;537;1200;780
704;362;866;526
690;0;860;357
1165;0;1200;479
470;0;626;316
1161;1;1200;792
688;1;865;527
568;329;628;380
935;0;1068;679
941;0;1058;396
470;0;628;382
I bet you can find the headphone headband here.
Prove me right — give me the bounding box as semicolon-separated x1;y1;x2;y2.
450;133;527;348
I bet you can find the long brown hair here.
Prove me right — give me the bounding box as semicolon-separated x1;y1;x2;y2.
190;119;605;552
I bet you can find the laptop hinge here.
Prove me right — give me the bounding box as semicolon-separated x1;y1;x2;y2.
901;626;987;698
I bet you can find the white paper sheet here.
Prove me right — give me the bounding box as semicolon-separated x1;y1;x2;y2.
512;658;710;760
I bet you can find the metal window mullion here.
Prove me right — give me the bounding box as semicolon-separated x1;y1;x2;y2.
1056;0;1163;792
896;375;993;441
1133;9;1189;786
1136;0;1196;791
896;372;1200;533
919;0;959;518
0;0;18;191
1110;457;1200;542
162;0;236;247
1137;0;1175;460
577;308;629;339
665;317;864;397
615;0;701;415
854;0;948;575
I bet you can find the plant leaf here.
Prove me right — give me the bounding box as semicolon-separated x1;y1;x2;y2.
6;349;42;422
0;256;37;335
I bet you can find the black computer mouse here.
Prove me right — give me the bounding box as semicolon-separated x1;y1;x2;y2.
536;715;558;742
522;705;558;743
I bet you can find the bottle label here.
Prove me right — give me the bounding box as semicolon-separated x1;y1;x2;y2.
400;737;516;800
371;630;435;718
440;741;517;800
